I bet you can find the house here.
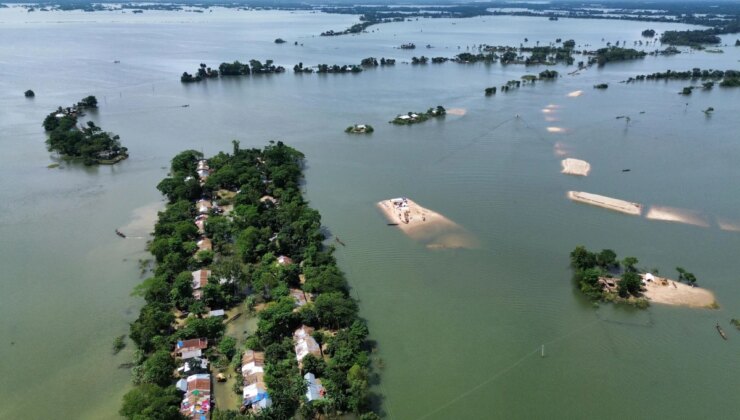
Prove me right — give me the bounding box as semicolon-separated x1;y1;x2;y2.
293;326;321;363
196;199;212;214
175;338;208;358
197;160;209;170
191;269;210;300
197;237;212;252
289;288;308;308
277;255;294;266
243;381;271;412
241;350;266;378
397;114;410;120
194;214;208;234
177;357;209;376
208;309;225;318
259;195;277;205
304;372;326;402
180;373;211;419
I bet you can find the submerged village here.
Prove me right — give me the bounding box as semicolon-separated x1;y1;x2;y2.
8;1;740;419
121;142;376;419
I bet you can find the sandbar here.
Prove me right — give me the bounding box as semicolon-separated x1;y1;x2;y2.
642;275;717;308
717;218;740;232
446;108;467;116
645;206;709;227
568;191;642;216
377;198;478;249
547;126;567;133
567;90;583;97
561;158;591;176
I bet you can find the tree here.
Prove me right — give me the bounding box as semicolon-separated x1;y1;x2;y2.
623;257;639;272
618;271;642;297
139;350;176;386
314;292;358;329
170;272;194;308
570;246;597;270
120;384;184;420
219;336;237;359
597;249;618;269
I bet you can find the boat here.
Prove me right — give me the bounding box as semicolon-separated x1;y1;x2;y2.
115;229;126;238
387;223;399;226
181;104;190;108
716;323;727;340
622;169;631;172
335;237;346;246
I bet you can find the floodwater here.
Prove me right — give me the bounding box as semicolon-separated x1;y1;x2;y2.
1;6;739;419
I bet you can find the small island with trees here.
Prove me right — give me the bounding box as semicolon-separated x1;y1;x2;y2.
390;106;446;125
570;245;717;309
345;124;374;134
42;96;128;165
24;89;35;98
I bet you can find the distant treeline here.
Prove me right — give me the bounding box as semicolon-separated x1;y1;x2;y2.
626;68;740;87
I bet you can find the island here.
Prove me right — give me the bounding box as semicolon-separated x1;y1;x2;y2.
122;142;378;420
390;106;446;125
42;96;128;165
561;158;591;176
182;60;286;82
24;89;34;98
345;124;374;134
570;245;717;309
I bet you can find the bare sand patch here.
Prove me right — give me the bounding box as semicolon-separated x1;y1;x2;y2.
645;206;709;227
553;141;571;157
377;198;478;249
568;191;642;216
716;218;740;232
446;108;467;116
561;158;591;176
547;126;567;133
642;276;717;308
567;90;583;97
544;116;559;122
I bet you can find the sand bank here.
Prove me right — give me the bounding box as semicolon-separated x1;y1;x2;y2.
568;191;642;216
553;141;571;157
561;158;591;176
377;198;478;249
645;206;709;227
567;90;583;97
717;218;740;232
547;126;567;133
446;108;467;116
642;276;717;308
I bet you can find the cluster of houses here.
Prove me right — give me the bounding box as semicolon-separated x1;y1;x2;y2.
293;325;327;403
174;338;212;419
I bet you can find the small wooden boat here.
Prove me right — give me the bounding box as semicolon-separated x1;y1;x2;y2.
387;223;399;226
115;229;126;238
181;104;190;108
335;237;346;246
622;169;631;172
225;312;242;324
716;323;727;340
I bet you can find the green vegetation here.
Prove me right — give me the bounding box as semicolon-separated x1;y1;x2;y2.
123;142;377;419
390;106;446;125
642;29;656;38
594;83;609;89
360;57;395;66
24;89;34;98
731;319;740;330
317;64;362;73
42;96;128;165
538;69;558;79
661;29;721;46
484;87;497;96
274;38;286;44
183;60;286;82
675;267;698;285
570;245;648;307
588;47;646;66
626;69;740;86
113;335;127;354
